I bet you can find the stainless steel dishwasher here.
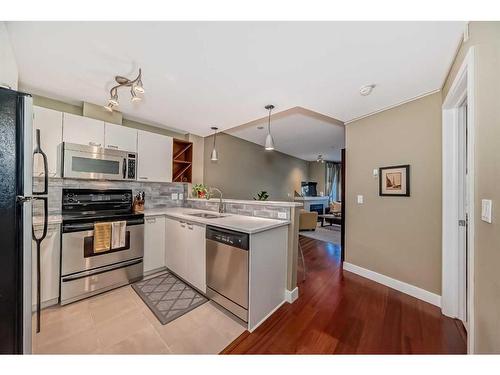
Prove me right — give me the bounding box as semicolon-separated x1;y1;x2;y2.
206;226;249;322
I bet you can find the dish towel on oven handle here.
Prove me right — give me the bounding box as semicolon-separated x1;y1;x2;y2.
111;221;127;249
93;222;112;253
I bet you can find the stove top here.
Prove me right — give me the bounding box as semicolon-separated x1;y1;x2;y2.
61;188;143;223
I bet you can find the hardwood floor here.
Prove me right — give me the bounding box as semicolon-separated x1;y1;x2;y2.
222;236;467;354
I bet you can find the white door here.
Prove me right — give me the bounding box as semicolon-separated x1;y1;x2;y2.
32;224;60;308
137;130;173;182
165;217;187;278
33;106;63;177
185;223;206;292
144;216;166;274
63;113;105;147
104;123;138;152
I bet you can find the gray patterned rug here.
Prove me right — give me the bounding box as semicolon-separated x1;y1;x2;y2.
132;272;208;325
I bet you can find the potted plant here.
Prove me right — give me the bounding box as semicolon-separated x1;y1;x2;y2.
253;191;270;201
192;184;208;199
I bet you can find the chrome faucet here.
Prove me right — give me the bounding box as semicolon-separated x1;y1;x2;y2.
209;187;225;213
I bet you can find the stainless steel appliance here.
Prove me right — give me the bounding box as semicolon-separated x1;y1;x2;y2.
0;87;40;353
62;142;137;181
206;226;249;322
60;189;144;305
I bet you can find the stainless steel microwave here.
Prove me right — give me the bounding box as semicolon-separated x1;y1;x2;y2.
62;142;137;181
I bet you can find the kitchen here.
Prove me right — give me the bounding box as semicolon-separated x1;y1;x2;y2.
8;97;302;354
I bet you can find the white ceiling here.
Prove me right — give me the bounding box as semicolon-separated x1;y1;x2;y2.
225;107;345;161
7;21;464;136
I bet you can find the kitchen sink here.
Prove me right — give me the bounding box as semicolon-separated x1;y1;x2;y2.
187;212;227;219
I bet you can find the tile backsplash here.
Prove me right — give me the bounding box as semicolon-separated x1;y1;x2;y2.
187;200;291;221
33;177;187;216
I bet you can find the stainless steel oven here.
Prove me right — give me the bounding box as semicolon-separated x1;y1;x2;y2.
62;142;137;181
60;189;144;305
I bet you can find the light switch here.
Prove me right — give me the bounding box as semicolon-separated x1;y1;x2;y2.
179;193;184;200
373;169;378;177
357;195;364;204
481;199;492;223
171;193;179;200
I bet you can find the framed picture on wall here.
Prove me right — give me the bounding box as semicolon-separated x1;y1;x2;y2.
379;165;410;196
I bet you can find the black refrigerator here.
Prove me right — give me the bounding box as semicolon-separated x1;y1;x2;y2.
0;87;48;354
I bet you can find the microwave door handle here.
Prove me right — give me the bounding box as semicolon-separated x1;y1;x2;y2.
123;158;127;179
33;129;48;195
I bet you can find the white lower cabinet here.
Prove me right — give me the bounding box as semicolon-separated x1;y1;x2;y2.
165;217;206;293
32;224;60;309
143;216;166;274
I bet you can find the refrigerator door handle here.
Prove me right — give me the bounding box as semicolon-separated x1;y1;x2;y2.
32;196;48;334
33;129;48;196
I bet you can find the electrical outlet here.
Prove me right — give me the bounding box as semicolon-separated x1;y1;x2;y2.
277;212;287;219
171;193;179;200
179;193;184;200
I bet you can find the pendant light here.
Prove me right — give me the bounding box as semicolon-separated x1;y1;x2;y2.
264;104;275;151
210;126;219;161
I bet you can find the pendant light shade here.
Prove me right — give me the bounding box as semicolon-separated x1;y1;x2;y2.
210;126;219;161
264;104;275;151
265;133;275;151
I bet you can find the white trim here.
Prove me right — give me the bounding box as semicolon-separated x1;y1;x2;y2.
442;47;475;354
248;300;286;333
344;89;440;125
343;262;441;307
285;287;299;303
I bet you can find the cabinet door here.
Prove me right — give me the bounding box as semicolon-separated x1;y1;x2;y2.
185;223;206;293
137;130;173;182
143;216;166;274
104;122;138;152
63;113;105;147
32;224;61;308
33;106;63;177
165;217;187;278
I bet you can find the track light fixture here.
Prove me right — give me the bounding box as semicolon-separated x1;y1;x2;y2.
104;68;145;111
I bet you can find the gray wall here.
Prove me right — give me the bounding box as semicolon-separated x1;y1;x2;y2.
308;161;326;196
203;133;309;201
443;21;500;353
345;92;443;295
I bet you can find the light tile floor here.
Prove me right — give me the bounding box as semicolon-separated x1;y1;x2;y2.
32;283;246;354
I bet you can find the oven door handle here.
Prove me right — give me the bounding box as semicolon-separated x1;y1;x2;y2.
61;258;143;282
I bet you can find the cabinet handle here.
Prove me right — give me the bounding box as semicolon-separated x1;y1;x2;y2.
107;145;118;149
89;142;102;147
139;176;148;180
188;224;193;230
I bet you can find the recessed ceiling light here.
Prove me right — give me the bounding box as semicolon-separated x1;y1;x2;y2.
359;84;376;96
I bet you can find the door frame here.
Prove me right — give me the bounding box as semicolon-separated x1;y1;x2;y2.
442;47;475;354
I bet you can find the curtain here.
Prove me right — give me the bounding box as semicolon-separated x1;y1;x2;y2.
325;162;341;203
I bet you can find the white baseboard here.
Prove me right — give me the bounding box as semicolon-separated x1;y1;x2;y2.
248;300;286;333
343;262;441;307
285;287;299;303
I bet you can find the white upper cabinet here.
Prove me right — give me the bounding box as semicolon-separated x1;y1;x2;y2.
137;130;173;182
63;113;105;147
33;106;63;177
104;122;138;152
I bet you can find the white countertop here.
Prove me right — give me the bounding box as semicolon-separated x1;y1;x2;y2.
188;198;303;208
145;207;290;234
